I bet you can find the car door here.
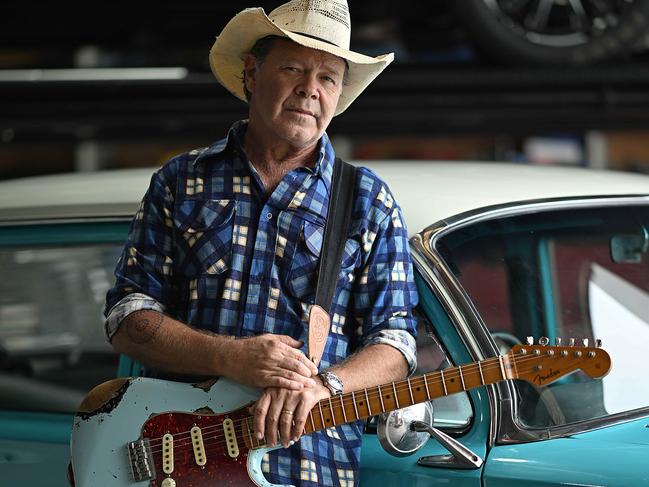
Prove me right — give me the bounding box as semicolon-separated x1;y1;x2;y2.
0;219;130;486
359;272;490;486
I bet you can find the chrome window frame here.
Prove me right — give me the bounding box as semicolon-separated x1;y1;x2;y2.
410;194;649;445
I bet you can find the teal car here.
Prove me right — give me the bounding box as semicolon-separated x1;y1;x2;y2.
1;163;648;486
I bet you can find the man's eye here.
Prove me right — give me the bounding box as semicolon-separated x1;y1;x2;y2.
285;66;299;72
322;76;336;84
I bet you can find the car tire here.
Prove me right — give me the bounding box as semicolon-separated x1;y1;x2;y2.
455;0;649;65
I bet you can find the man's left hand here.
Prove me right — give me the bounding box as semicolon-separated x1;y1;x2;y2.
252;379;331;447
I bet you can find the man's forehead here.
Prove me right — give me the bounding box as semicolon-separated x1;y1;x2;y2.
269;38;346;70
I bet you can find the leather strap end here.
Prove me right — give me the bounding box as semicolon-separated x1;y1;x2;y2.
307;304;330;368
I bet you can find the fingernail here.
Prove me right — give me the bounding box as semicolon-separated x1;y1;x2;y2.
289;440;295;446
256;432;263;440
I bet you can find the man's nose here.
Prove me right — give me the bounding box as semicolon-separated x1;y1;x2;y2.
296;74;319;99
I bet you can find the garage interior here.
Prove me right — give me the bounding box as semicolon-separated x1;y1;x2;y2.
3;0;649;180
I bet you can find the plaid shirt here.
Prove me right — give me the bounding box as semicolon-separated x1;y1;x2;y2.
105;121;418;486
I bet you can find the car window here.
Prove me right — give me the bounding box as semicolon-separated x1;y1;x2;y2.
0;244;122;413
414;309;473;429
436;203;649;428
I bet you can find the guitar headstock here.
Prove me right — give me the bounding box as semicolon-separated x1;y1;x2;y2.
508;337;611;387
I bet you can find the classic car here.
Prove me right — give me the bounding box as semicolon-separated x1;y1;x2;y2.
0;161;648;486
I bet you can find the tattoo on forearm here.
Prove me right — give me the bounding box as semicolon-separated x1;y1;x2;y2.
126;312;163;344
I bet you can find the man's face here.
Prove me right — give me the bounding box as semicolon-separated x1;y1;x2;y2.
244;39;345;150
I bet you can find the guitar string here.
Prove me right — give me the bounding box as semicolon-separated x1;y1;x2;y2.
144;357;569;457
144;350;592;453
143;351;587;453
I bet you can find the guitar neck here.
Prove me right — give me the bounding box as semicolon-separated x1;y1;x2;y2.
303;354;514;435
240;343;608;448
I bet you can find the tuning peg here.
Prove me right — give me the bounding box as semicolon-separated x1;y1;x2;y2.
555;337;562;346
582;338;589;347
526;336;534;345
596;339;602;348
539;337;549;346
569;338;575;347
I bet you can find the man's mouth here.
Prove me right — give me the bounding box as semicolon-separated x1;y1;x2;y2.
287;108;316;117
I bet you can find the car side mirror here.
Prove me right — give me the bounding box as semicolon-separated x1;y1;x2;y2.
377;402;434;457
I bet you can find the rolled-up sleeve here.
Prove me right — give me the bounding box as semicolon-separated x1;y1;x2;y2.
104;166;178;339
353;181;419;373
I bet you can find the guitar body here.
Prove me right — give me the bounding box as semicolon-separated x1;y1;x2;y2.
70;376;286;487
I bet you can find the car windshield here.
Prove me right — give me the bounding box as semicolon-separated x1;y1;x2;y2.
436;202;649;428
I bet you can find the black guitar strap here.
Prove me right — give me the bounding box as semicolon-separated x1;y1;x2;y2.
307;157;357;366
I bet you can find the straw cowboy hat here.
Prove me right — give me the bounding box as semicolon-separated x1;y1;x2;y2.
209;0;394;116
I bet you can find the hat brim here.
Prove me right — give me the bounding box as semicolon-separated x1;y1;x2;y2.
209;7;394;116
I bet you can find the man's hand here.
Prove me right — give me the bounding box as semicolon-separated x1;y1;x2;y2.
252;380;331;447
227;334;319;390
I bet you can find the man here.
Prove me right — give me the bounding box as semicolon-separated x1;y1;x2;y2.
104;1;418;485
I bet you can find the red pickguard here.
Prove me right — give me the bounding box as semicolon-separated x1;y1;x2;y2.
140;405;257;486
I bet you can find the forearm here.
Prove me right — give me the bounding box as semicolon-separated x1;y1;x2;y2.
111;310;235;377
328;343;408;392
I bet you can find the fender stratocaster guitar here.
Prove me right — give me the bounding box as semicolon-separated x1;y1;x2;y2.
70;342;610;487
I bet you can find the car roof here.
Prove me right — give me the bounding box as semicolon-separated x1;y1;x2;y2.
1;162;648;234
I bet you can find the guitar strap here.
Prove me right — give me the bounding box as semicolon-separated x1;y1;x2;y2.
307;157;357;367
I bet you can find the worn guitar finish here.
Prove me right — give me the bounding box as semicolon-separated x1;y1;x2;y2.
70;343;611;487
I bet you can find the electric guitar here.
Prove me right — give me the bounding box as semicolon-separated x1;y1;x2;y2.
70;341;611;486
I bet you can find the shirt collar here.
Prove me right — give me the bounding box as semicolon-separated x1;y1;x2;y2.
193;119;336;194
192;120;247;166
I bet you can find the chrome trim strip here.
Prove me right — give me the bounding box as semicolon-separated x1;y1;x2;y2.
412;195;649;445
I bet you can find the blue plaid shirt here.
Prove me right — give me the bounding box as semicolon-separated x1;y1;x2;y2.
105;121;418;486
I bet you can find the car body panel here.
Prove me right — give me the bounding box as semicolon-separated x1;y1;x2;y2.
483;416;649;487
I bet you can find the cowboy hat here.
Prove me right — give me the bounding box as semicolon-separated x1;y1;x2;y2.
209;0;394;116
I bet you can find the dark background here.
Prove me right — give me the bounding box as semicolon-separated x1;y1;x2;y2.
3;0;649;180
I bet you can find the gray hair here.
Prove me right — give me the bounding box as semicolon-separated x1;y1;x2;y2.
241;35;349;101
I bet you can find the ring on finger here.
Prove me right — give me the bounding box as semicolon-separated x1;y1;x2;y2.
281;409;293;415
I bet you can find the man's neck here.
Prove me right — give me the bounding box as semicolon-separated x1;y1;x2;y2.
242;123;319;195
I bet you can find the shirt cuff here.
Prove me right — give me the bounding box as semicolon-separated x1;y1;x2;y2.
361;329;417;375
104;293;166;341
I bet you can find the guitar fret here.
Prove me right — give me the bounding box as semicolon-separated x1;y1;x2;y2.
378;384;386;412
392;383;400;408
351;391;359;419
498;355;507;379
308;411;316;433
407;377;414;404
339;395;348;422
440;370;448;395
423;374;431;399
328;397;336;425
318;403;326;429
458;365;466;390
244;417;254;448
477;361;485;385
364;389;372;416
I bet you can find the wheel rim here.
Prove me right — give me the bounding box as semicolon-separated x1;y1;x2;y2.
482;0;639;47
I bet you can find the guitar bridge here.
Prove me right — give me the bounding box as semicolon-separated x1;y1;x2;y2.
128;438;156;482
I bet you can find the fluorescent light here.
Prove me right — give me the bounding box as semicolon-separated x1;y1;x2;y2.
0;67;189;82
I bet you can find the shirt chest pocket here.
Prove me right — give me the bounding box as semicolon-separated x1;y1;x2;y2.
173;199;235;277
285;219;361;301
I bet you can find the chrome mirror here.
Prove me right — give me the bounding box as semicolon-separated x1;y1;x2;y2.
377;402;434;457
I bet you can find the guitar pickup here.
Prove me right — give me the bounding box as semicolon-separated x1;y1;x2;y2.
191;426;207;466
223;418;240;458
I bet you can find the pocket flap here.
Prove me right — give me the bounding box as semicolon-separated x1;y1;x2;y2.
174;199;235;233
303;220;324;258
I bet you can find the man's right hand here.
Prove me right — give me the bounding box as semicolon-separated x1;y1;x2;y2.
226;334;319;390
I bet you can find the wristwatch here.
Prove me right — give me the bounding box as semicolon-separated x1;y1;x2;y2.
318;370;344;395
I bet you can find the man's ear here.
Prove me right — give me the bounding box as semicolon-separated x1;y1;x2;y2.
243;54;257;95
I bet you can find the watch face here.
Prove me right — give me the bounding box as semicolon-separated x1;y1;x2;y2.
323;372;343;394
